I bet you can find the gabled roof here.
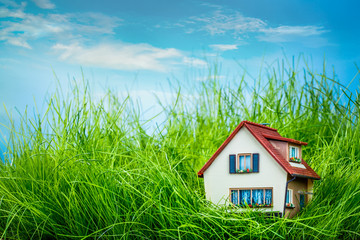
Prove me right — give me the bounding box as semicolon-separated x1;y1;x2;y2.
197;121;320;180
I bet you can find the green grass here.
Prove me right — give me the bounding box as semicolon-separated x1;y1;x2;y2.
0;59;360;239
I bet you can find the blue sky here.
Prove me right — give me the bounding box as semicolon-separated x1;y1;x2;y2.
1;0;360;155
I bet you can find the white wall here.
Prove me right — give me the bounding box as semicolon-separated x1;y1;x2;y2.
203;127;288;213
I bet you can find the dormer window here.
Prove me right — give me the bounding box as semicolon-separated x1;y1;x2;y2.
289;145;301;163
289;146;299;158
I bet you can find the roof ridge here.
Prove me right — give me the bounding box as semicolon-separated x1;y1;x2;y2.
243;120;278;131
262;133;308;145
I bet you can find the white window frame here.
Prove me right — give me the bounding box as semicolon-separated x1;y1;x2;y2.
289;146;299;159
236;153;252;171
286;189;293;204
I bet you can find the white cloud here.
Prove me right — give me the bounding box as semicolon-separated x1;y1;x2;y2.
6;37;32;48
191;10;265;36
52;42;183;72
0;4;204;72
263;25;325;36
210;44;238;51
0;4;122;48
31;0;55;9
183;57;207;67
178;9;327;43
0;0;26;8
258;25;328;42
0;6;26;18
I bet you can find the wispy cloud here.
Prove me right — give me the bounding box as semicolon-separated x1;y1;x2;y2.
183;57;207;67
210;44;238;51
258;25;327;42
31;0;55;9
0;4;122;49
196;75;225;82
0;0;25;8
0;3;205;72
176;8;327;44
52;42;183;72
191;10;266;37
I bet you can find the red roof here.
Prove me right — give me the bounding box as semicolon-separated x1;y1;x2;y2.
262;134;308;146
197;121;320;180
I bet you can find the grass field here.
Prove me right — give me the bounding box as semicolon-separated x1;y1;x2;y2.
0;59;360;239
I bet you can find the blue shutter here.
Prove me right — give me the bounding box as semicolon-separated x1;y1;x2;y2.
229;154;236;173
253;153;259;172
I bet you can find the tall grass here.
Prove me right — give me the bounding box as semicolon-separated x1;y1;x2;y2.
0;58;360;239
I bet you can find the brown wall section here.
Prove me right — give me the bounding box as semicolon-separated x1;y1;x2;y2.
285;176;308;218
269;140;288;160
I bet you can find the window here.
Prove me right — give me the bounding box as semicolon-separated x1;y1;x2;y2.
286;189;294;208
229;153;259;173
289;146;299;158
238;154;251;171
286;189;292;203
252;189;264;205
230;188;272;207
289;146;301;163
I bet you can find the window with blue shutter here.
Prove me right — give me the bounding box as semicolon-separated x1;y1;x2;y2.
229;154;236;173
252;153;259;172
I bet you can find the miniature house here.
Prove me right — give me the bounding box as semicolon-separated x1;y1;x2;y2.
197;121;320;218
